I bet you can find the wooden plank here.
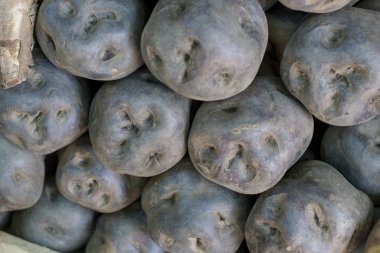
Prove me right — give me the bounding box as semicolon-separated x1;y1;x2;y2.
0;231;60;253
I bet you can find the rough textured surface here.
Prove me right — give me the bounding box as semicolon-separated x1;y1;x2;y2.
189;76;313;194
258;0;277;11
279;0;359;13
321;116;380;204
281;7;380;126
36;0;147;80
356;0;380;11
366;220;380;253
0;0;38;88
0;51;90;154
0;133;44;212
142;158;253;253
56;135;146;213
141;0;268;101
86;202;165;253
10;179;95;253
89;69;191;176
245;160;373;253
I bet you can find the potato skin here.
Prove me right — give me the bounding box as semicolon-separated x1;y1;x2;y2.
281;7;380;126
188;76;313;194
56;135;146;213
279;0;358;13
10;179;95;253
245;160;373;253
36;0;147;80
86;202;164;253
89;69;191;177
0;134;44;212
141;158;253;253
141;0;268;101
366;220;380;253
0;51;90;154
321;116;380;204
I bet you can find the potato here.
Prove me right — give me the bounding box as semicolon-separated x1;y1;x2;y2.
86;202;164;253
278;0;358;13
0;212;10;229
366;220;380;253
188;76;313;194
36;0;147;80
141;158;253;253
281;7;380;126
141;0;268;101
89;69;191;177
258;0;277;11
56;135;146;213
245;160;373;253
355;0;380;11
0;51;90;154
321;116;380;204
10;179;95;253
0;133;44;212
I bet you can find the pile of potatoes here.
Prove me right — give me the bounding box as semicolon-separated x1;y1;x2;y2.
1;0;380;252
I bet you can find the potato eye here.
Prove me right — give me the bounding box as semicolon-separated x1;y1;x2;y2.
57;108;70;119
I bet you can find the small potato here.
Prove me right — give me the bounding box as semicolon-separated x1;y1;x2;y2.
278;0;358;13
0;212;11;229
141;158;253;253
86;202;164;253
0;51;90;154
36;0;147;80
10;179;95;253
0;134;44;212
355;0;380;11
141;0;268;101
321;116;380;204
258;0;277;11
281;8;380;126
89;69;190;176
188;76;313;194
56;135;146;213
245;160;373;253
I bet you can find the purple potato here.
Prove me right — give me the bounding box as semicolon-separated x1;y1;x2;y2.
142;158;253;253
141;0;268;101
36;0;147;80
56;135;146;213
86;202;164;253
188;76;313;194
245;160;373;253
89;69;190;177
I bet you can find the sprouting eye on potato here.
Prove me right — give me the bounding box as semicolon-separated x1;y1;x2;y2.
10;179;95;253
278;0;358;13
89;69;191;177
141;158;253;253
281;7;380;126
141;0;268;101
56;135;146;213
0;133;44;212
36;0;147;80
321;116;380;204
245;160;373;253
86;202;164;253
0;51;90;154
188;76;313;194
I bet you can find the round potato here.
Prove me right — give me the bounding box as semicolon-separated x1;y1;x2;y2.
188;76;313;194
56;135;146;213
89;69;191;176
258;0;277;11
141;0;268;101
36;0;147;80
278;0;358;13
321;116;380;204
141;158;253;253
10;179;95;253
245;160;373;253
86;202;164;253
0;51;90;154
281;8;380;126
0;133;44;212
